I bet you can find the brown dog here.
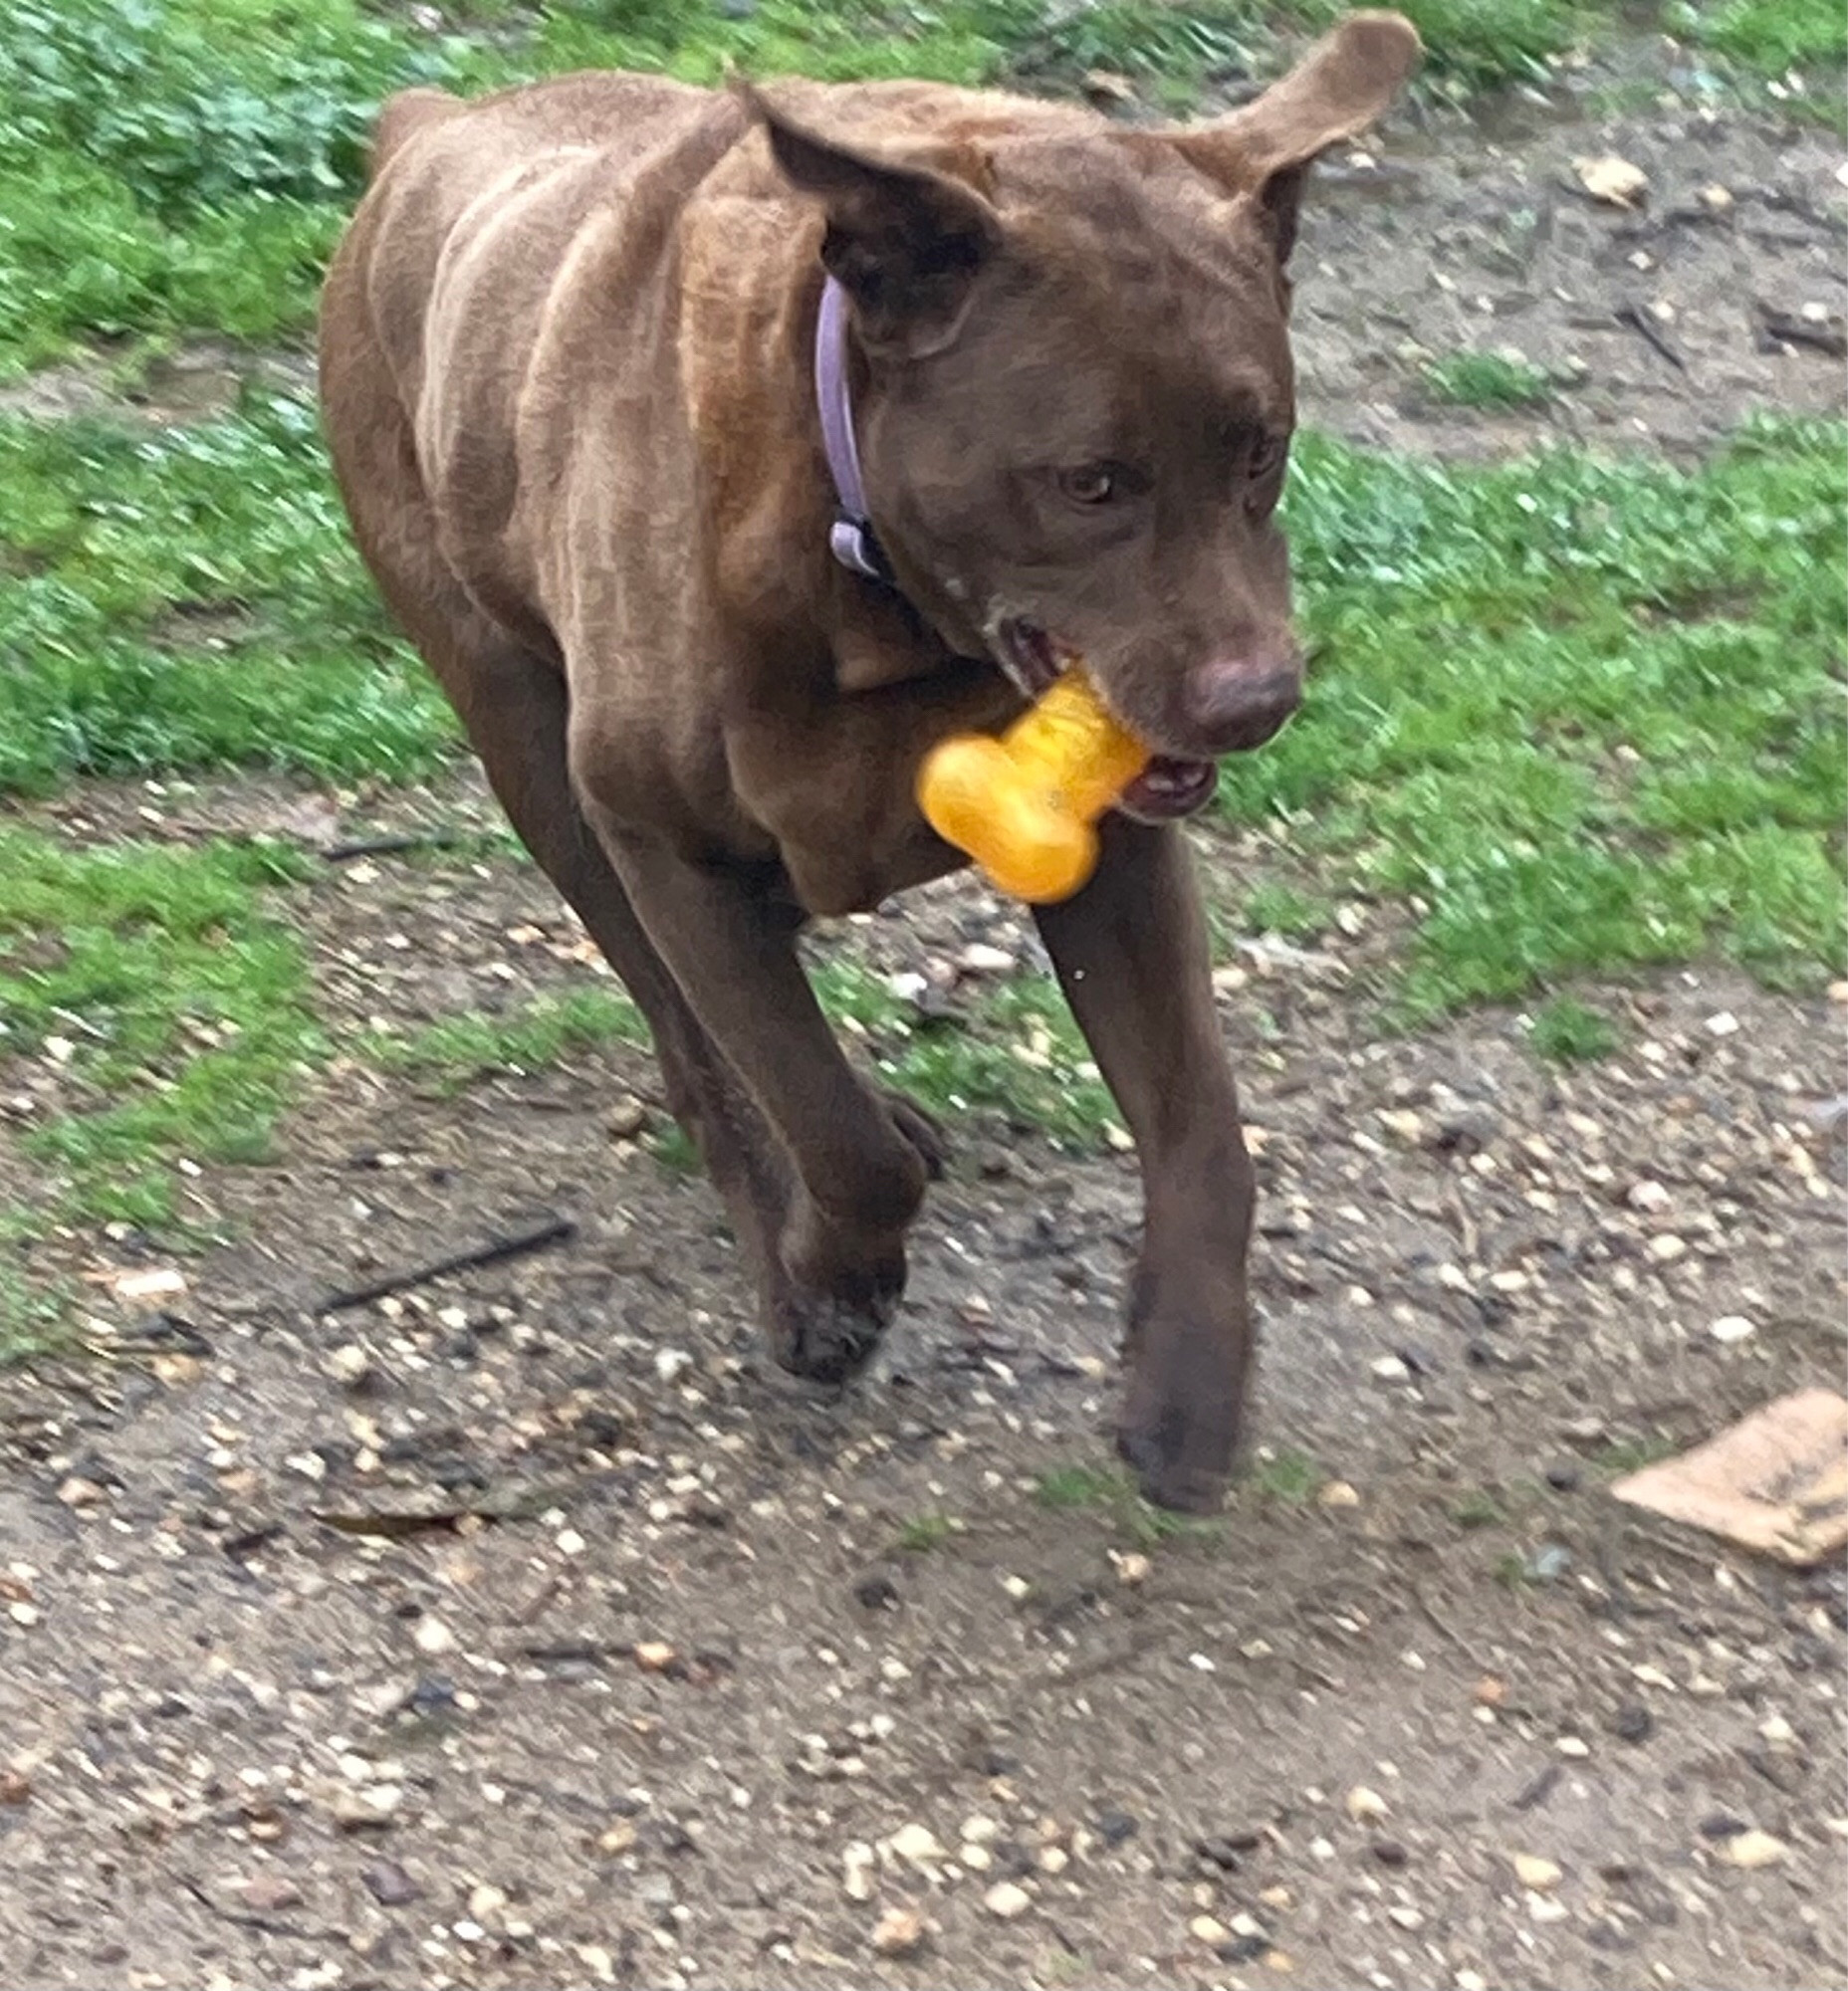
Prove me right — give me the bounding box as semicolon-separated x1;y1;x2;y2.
319;13;1419;1510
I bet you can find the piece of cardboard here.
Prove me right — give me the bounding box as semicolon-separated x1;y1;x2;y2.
1612;1389;1848;1567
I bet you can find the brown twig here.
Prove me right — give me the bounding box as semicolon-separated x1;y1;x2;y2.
316;1216;576;1313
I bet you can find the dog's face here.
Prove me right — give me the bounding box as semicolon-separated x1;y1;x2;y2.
762;12;1419;818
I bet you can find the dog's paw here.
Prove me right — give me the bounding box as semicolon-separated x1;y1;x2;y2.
767;1287;895;1384
880;1088;948;1181
1115;1417;1234;1515
1114;1299;1253;1513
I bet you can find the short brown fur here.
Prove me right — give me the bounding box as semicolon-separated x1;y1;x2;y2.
319;15;1419;1510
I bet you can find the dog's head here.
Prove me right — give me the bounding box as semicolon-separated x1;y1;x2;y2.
753;13;1419;817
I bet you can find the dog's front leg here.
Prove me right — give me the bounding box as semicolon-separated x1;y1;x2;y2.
1034;816;1255;1512
600;831;931;1381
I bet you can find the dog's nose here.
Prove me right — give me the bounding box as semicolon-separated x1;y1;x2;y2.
1185;653;1302;753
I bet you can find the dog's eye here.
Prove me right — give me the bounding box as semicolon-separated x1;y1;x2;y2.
1249;433;1288;481
1058;463;1120;506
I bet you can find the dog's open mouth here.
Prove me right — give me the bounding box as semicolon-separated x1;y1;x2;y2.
997;618;1218;824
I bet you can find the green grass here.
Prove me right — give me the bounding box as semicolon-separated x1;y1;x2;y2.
11;0;1816;373
366;988;649;1093
1223;415;1847;1022
813;961;1122;1150
0;0;466;373
0;1261;76;1365
1248;1445;1323;1503
1034;1459;1225;1544
1451;1487;1508;1528
895;1509;957;1552
1421;350;1556;411
1670;0;1846;75
1035;1461;1127;1510
0;826;323;1225
1589;1434;1679;1476
1240;880;1333;939
1527;995;1620;1063
0;399;456;793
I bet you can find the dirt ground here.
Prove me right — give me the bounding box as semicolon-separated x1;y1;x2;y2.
3;49;1846;1991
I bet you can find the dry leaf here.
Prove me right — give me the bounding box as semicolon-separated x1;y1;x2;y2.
96;1265;188;1304
1574;154;1648;207
1613;1390;1848;1566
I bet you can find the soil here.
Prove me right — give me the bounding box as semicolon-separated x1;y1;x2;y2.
3;48;1846;1991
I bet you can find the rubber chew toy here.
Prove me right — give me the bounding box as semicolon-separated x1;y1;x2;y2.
917;670;1149;904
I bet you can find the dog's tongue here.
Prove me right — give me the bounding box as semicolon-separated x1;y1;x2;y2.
1120;755;1218;821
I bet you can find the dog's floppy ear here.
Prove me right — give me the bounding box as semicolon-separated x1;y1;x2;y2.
738;81;1000;352
1169;12;1419;261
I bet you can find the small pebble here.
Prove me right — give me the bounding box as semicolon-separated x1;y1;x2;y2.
1554;1735;1590;1759
322;1343;371;1387
1190;1915;1231;1945
634;1641;677;1672
854;1573;900;1612
412;1616;457;1658
239;1874;302;1912
1318;1479;1360;1509
605;1097;648;1139
1709;1314;1755;1344
1512;1854;1562;1892
1369;1355;1411;1385
1095;1808;1138;1847
958;943;1016;976
889;1823;946;1866
1346;1785;1390;1824
1372;1840;1407;1868
984;1880;1032;1919
1719;1829;1788;1870
842;1843;876;1901
359;1859;421;1905
871;1905;927;1956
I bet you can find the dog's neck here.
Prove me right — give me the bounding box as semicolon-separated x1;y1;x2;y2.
813;276;896;589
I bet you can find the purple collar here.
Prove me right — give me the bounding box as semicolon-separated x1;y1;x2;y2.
813;275;895;586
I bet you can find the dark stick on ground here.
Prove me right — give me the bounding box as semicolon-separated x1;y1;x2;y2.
1614;300;1687;371
175;1874;340;1944
1755;300;1848;359
322;831;462;862
315;1216;577;1313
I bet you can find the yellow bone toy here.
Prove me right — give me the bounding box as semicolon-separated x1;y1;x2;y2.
917;670;1149;904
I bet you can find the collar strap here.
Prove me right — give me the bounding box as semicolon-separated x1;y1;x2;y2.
813;275;896;586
